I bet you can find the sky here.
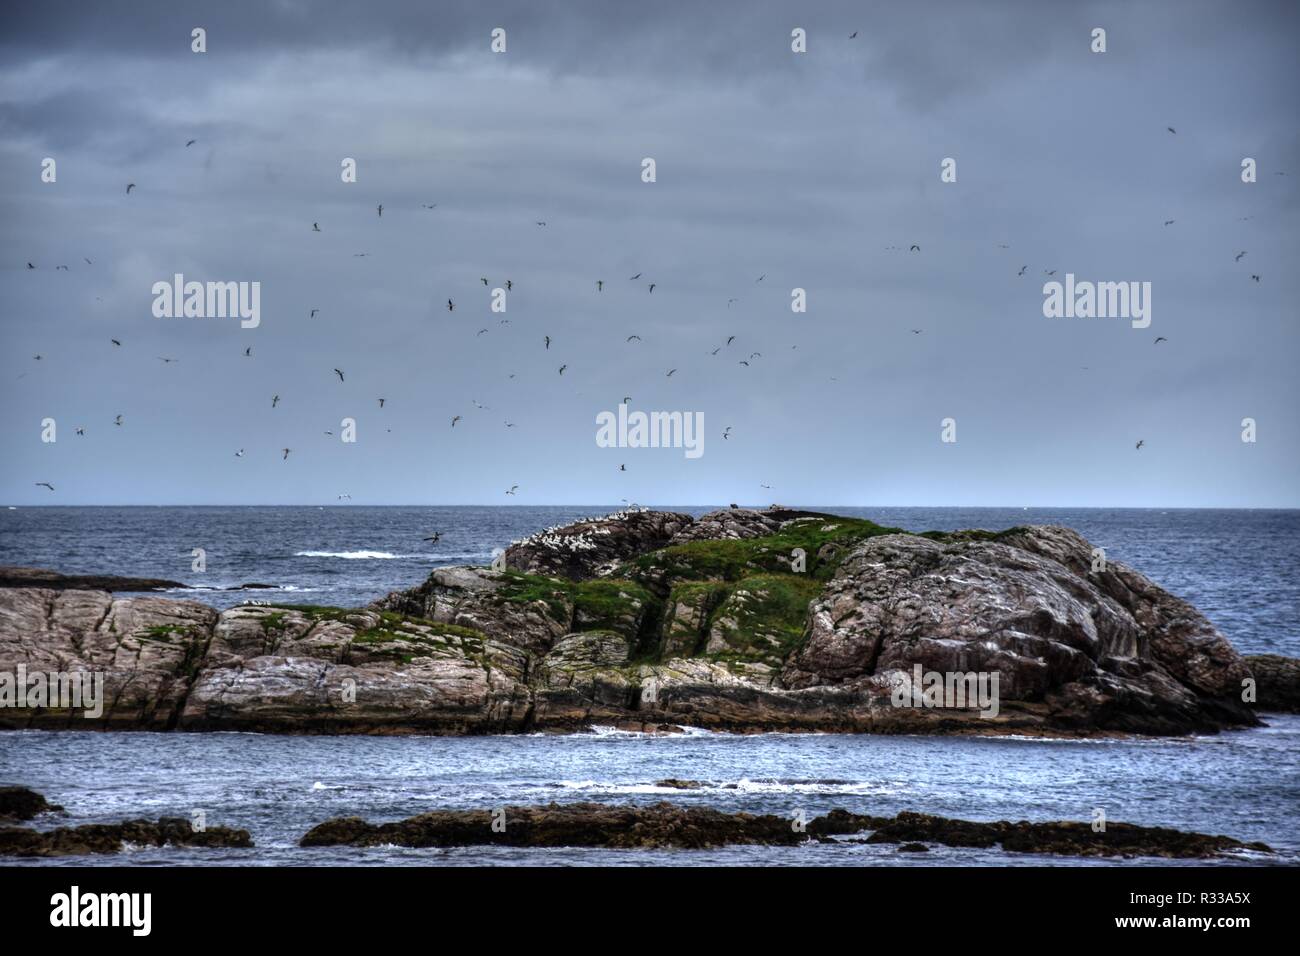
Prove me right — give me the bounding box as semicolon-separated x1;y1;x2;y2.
1;0;1297;507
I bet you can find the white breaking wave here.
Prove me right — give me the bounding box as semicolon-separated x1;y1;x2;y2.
295;550;403;559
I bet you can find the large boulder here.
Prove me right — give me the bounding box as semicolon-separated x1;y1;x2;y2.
781;528;1257;734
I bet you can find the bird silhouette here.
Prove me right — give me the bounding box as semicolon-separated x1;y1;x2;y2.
114;415;123;426
282;448;292;460
1251;275;1261;282
626;335;641;342
126;183;136;194
666;368;677;377
723;427;732;440
1018;265;1027;276
648;283;656;293
544;336;551;349
75;426;85;436
312;223;320;232
596;280;603;291
1167;127;1176;134
1154;337;1168;344
310;309;319;318
451;415;461;428
559;364;567;375
726;335;736;346
423;532;442;543
448;299;455;311
333;368;345;382
1235;251;1247;262
235;449;244;457
35;482;54;491
244;347;252;357
111;339;121;347
377;204;383;217
1135;440;1145;450
272;395;280;408
1163;219;1175;226
481;277;489;286
378;398;386;408
628;273;641;280
505;485;519;495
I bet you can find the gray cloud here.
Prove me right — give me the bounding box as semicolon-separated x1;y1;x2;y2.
1;0;1297;507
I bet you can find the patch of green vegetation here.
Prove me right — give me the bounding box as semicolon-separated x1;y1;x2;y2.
631;516;902;587
136;623;189;643
489;572;659;635
702;574;823;665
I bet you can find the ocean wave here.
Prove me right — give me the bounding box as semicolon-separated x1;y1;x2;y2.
295;550;405;559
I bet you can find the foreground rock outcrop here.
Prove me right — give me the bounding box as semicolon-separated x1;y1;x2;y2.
299;801;1270;859
0;786;62;822
0;507;1281;736
0;817;253;857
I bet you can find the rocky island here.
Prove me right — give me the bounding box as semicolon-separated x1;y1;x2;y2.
0;508;1292;737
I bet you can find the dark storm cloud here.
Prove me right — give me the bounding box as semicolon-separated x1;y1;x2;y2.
1;0;1297;506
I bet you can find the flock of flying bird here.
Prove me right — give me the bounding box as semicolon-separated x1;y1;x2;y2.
23;121;1273;496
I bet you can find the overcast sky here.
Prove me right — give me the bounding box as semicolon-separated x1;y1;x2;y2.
1;0;1296;507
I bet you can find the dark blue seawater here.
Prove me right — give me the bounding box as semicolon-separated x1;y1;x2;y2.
1;506;1297;866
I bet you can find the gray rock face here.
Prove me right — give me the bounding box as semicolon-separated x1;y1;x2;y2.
781;529;1256;734
504;509;695;579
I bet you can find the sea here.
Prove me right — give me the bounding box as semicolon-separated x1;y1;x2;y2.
1;506;1297;866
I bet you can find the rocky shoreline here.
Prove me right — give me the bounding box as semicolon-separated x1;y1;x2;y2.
298;802;1271;858
1;508;1295;737
0;788;1268;860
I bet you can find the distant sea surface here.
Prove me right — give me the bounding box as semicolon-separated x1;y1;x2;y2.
2;506;1297;867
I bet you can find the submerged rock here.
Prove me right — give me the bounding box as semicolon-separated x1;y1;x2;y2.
0;817;252;857
299;802;1269;859
0;786;62;822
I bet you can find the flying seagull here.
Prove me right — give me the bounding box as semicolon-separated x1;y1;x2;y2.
544;335;551;349
421;203;438;209
723;427;732;440
447;299;454;311
648;283;656;293
626;335;641;342
629;273;641;280
726;335;736;346
158;356;178;363
451;415;461;428
1018;265;1027;276
1234;251;1247;262
481;277;489;286
377;204;383;218
333;368;345;382
272;395;280;408
111;339;121;347
596;280;603;291
1163;219;1175;226
666;368;677;377
244;346;252;357
185;139;196;147
1251;275;1261;282
1154;337;1168;344
558;364;567;375
422;532;441;543
75;426;85;436
235;449;244;457
35;482;54;491
312;223;321;232
535;221;546;227
1167;127;1176;134
505;485;519;495
1135;440;1145;450
282;448;292;460
909;244;920;252
114;415;123;426
378;398;386;408
849;31;858;38
126;183;136;194
310;309;319;318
